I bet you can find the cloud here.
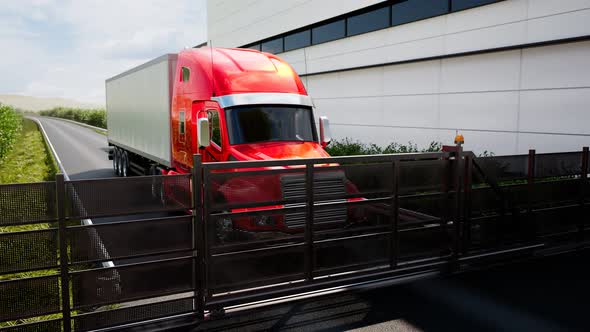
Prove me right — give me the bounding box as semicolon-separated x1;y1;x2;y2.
0;0;207;105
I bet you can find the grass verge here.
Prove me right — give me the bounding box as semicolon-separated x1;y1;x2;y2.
0;118;57;184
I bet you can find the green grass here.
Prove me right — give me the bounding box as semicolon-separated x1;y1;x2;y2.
0;119;57;184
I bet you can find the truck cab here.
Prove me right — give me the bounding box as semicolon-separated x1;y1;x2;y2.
169;47;331;172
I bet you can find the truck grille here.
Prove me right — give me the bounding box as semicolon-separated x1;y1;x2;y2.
280;172;348;229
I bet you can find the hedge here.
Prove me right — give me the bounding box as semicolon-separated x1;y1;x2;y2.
0;103;23;161
325;138;442;156
39;107;107;129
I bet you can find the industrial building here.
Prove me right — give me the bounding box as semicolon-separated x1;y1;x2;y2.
207;0;590;155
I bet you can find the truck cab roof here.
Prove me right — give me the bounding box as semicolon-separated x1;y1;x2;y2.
179;47;308;98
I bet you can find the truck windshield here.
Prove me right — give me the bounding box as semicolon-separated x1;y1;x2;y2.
226;106;316;145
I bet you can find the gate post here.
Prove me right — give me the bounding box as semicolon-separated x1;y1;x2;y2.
56;174;71;332
462;154;473;255
389;160;399;269
527;150;536;241
579;147;589;242
452;143;463;269
304;163;315;282
192;154;205;320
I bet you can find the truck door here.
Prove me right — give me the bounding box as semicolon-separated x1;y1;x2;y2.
202;109;223;162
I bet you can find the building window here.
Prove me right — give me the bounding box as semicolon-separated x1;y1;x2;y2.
285;30;311;51
392;0;449;26
246;44;261;51
347;6;390;37
261;38;283;54
312;19;345;44
181;67;190;82
239;0;502;53
452;0;500;12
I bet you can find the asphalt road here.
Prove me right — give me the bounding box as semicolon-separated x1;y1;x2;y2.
37;117;590;332
35;116;113;179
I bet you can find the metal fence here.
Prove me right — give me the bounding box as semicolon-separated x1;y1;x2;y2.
1;146;589;331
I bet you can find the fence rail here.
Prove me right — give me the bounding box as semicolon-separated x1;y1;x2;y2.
1;146;589;331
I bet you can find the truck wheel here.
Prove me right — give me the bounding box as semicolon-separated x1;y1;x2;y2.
114;148;121;176
121;151;129;177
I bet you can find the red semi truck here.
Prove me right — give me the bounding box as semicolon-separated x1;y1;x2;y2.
106;48;356;236
106;47;332;177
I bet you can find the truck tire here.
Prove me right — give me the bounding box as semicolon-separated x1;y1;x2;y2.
114;148;121;176
121;151;129;177
112;147;118;173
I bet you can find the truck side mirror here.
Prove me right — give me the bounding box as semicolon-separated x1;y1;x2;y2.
197;118;210;148
319;116;332;148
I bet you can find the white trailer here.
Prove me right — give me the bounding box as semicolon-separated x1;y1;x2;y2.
106;54;177;167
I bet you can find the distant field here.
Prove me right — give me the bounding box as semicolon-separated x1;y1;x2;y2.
0;94;102;112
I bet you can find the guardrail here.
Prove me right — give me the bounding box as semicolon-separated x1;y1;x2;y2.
1;146;589;331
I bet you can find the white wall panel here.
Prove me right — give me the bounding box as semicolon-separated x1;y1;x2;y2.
307;68;383;98
521;41;590;89
439;92;519;131
383;36;446;64
527;0;590;18
314;97;383;126
519;88;590;135
382;60;440;95
440;50;521;93
381;95;439;129
526;8;590;43
445;21;527;54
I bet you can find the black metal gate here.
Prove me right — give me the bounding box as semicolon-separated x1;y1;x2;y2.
1;146;589;331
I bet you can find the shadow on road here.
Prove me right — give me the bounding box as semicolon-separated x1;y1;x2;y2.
69;168;116;180
188;249;589;332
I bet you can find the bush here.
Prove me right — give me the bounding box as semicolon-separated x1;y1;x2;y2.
0;103;23;161
325;138;442;156
39;107;107;129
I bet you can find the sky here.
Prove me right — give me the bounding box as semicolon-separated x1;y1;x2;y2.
0;0;207;105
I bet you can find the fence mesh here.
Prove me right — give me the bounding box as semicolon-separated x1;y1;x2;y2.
70;258;193;308
0;276;61;322
473;155;528;184
0;182;56;225
65;175;191;218
73;297;194;331
535;152;582;178
68;216;192;263
0;229;58;274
